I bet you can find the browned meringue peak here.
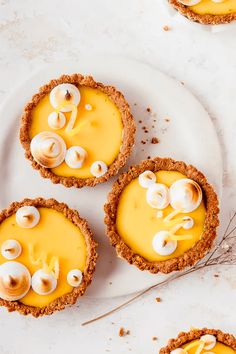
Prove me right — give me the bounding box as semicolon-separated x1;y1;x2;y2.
50;83;81;112
152;230;177;256
48;111;66;130
65;146;87;169
30;131;66;168
168;178;202;214
31;269;57;295
200;334;217;350
146;183;170;209
16;206;40;228
1;240;22;260
182;216;194;229
138;170;156;188
90;161;108;177
0;261;31;301
67;269;83;287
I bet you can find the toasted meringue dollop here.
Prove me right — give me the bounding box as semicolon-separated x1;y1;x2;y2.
146;183;170;209
0;261;31;301
65;146;87;169
31;269;57;295
182;216;194;230
178;0;201;5
152;230;177;256
139;170;156;188
170;350;186;354
169;178;202;213
48;111;66;130
67;269;83;287
1;240;22;260
16;206;40;228
90;161;108;177
30;131;67;168
50;83;80;112
200;335;216;350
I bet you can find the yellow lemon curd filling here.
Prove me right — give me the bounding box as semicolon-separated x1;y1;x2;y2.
182;339;235;354
0;208;87;307
190;0;236;15
30;86;123;179
116;171;206;262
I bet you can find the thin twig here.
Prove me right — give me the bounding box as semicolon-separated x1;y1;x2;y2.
82;212;236;326
205;211;236;265
82;267;201;326
225;235;236;240
225;225;236;239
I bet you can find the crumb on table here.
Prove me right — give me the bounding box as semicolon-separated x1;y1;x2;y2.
163;25;170;31
152;336;158;341
119;328;125;337
155;297;161;302
119;328;130;337
151;137;159;144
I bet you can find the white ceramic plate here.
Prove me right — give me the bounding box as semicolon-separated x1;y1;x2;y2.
0;56;222;298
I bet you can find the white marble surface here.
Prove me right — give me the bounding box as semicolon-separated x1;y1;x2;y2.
0;1;236;354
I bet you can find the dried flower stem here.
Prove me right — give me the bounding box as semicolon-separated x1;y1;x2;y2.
82;212;236;326
82;267;198;326
205;211;236;265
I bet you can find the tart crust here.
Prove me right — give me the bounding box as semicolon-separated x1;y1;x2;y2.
0;198;98;317
20;74;135;188
169;0;236;25
160;328;236;353
104;157;219;274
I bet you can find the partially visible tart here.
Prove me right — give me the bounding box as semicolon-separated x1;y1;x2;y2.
169;0;236;25
20;74;135;188
160;328;236;353
0;198;97;317
104;157;219;274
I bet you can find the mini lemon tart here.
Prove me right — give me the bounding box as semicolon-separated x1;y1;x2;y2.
104;157;219;273
160;328;236;354
20;74;135;188
169;0;236;24
0;198;97;317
